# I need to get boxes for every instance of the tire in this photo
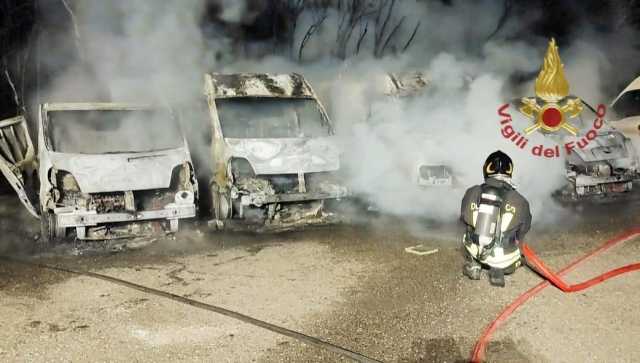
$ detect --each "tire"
[39,212,65,246]
[211,187,231,222]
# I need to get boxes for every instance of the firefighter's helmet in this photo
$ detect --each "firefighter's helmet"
[483,150,513,179]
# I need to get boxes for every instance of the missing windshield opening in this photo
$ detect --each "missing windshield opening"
[215,98,330,139]
[47,110,183,154]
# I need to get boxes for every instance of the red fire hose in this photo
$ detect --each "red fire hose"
[470,228,640,362]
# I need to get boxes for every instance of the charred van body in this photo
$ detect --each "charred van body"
[558,130,638,201]
[203,73,349,231]
[546,100,640,202]
[0,103,198,243]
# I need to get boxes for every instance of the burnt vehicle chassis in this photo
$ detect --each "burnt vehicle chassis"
[212,165,349,232]
[0,103,198,244]
[553,130,639,203]
[204,73,350,232]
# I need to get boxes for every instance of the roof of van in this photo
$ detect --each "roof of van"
[205,73,316,99]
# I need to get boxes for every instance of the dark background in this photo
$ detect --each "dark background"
[1,0,639,120]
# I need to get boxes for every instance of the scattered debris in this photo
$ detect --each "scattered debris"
[384,72,430,97]
[404,244,439,256]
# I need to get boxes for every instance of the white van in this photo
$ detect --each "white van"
[0,103,198,243]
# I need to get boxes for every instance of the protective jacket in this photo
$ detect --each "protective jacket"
[461,177,531,269]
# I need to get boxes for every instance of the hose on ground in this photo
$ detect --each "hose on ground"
[0,256,381,363]
[522,243,640,292]
[470,228,640,362]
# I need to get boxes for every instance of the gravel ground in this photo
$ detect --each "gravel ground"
[0,195,639,362]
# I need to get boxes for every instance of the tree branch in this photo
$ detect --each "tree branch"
[487,0,512,41]
[60,0,83,60]
[402,21,420,52]
[356,22,368,55]
[4,67,23,113]
[379,15,404,57]
[298,12,328,62]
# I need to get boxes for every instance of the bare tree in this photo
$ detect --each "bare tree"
[60,0,83,61]
[298,7,328,62]
[282,0,306,59]
[487,0,512,41]
[0,1,37,116]
[335,0,377,59]
[371,0,419,58]
[295,0,421,61]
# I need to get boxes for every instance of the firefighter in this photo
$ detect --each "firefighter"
[460,150,532,287]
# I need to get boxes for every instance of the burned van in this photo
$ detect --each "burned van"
[611,76,640,149]
[382,72,454,188]
[539,101,640,202]
[363,72,453,188]
[550,76,640,202]
[203,73,349,231]
[560,130,638,201]
[0,103,197,243]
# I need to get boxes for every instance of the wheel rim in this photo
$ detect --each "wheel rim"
[213,191,230,220]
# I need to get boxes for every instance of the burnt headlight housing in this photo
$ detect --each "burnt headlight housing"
[230,158,255,180]
[170,162,195,192]
[56,170,81,192]
[174,190,195,204]
[51,170,86,208]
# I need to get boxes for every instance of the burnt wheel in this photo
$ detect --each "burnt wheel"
[39,212,65,246]
[211,186,231,228]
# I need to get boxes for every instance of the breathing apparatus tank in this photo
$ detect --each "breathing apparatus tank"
[472,186,504,252]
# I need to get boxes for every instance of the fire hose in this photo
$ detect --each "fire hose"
[471,228,640,362]
[0,256,381,363]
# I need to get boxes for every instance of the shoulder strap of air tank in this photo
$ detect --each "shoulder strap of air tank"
[478,183,505,203]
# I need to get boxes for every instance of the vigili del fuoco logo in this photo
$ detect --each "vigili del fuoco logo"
[497,38,607,158]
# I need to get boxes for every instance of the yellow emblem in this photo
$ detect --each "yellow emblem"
[504,203,516,213]
[519,38,582,135]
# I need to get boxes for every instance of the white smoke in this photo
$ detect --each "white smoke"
[326,54,567,223]
[69,0,211,103]
[33,0,635,229]
[218,0,247,23]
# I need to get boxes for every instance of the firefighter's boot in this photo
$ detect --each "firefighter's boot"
[463,259,481,280]
[489,267,505,287]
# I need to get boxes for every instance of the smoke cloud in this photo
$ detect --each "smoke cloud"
[32,0,640,232]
